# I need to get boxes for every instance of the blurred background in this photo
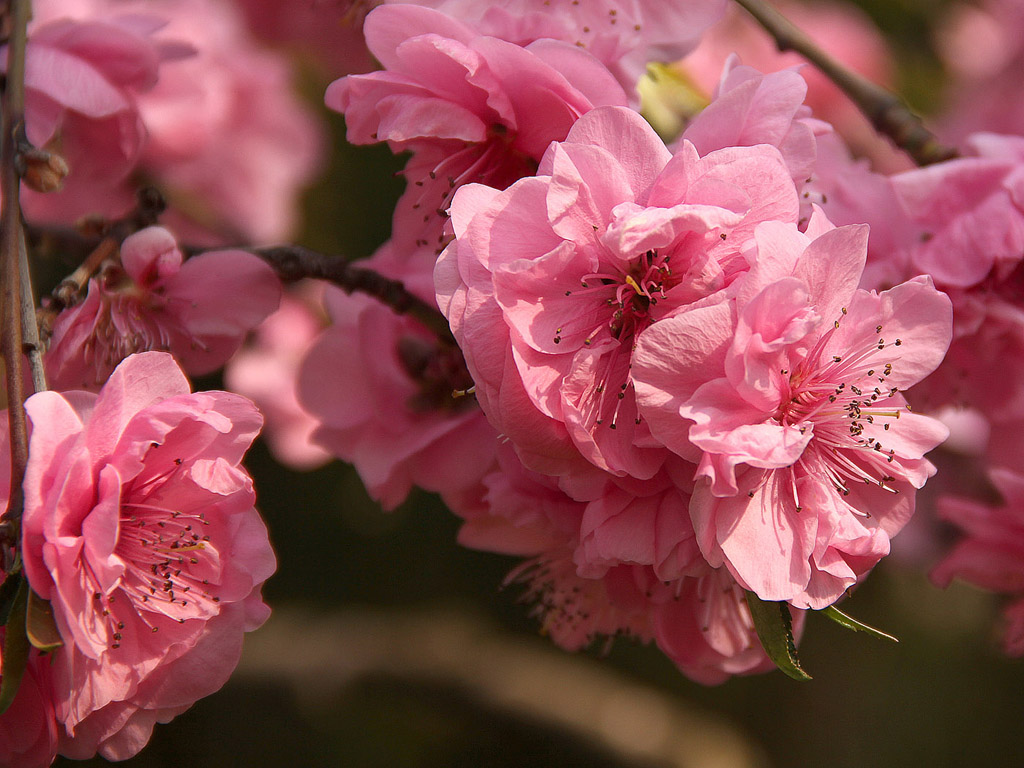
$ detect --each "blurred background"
[58,0,1024,765]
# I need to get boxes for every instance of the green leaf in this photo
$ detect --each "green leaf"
[744,591,812,681]
[26,589,62,653]
[821,605,899,643]
[0,578,30,715]
[0,570,23,627]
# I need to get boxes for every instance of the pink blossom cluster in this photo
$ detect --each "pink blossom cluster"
[297,0,960,686]
[11,0,1024,759]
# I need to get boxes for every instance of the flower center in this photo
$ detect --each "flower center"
[780,313,911,500]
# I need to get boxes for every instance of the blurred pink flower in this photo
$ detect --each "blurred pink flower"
[299,244,498,509]
[130,0,325,244]
[19,352,276,759]
[45,226,281,390]
[892,133,1024,289]
[225,285,332,471]
[633,217,952,607]
[933,468,1024,655]
[5,6,190,223]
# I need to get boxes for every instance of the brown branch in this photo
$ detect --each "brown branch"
[252,245,455,343]
[0,0,32,540]
[732,0,958,167]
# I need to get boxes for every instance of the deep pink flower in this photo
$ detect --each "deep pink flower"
[633,217,952,607]
[327,3,628,252]
[45,226,281,390]
[933,468,1024,655]
[19,352,276,756]
[299,244,498,510]
[436,105,799,482]
[0,641,58,768]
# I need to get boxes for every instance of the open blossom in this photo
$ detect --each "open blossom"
[327,3,628,252]
[19,352,276,760]
[436,105,799,483]
[407,0,727,94]
[933,468,1024,655]
[299,243,498,510]
[45,226,281,391]
[633,215,952,608]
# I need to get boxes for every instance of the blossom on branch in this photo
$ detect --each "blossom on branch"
[45,226,281,391]
[17,352,276,761]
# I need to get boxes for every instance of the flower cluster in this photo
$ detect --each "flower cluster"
[7,0,1024,761]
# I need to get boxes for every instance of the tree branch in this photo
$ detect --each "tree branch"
[252,245,455,343]
[0,0,32,537]
[732,0,958,167]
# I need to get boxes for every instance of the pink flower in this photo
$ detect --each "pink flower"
[225,285,332,471]
[891,133,1024,289]
[45,226,281,390]
[632,217,952,607]
[436,105,799,482]
[933,468,1024,655]
[299,244,498,509]
[327,3,628,252]
[679,60,831,192]
[677,0,904,171]
[19,352,276,758]
[458,442,786,684]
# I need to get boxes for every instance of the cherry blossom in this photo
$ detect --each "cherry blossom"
[19,352,276,759]
[327,3,629,252]
[633,216,952,607]
[45,226,281,391]
[455,443,788,684]
[436,105,799,483]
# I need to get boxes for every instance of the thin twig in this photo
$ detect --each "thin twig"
[0,0,32,535]
[18,227,45,393]
[252,245,455,343]
[732,0,958,166]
